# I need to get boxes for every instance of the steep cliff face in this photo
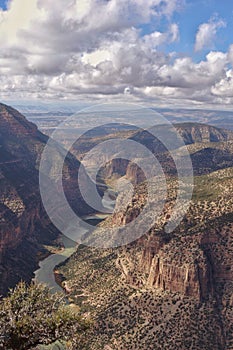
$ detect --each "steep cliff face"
[111,169,233,302]
[123,233,214,301]
[0,103,94,295]
[56,166,233,349]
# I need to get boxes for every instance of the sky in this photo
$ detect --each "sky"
[1,0,233,109]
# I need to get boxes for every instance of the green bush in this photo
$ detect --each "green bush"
[0,282,89,350]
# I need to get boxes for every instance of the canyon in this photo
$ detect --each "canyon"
[56,124,233,349]
[1,103,233,349]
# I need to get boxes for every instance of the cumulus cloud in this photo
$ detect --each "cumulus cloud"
[0,0,182,92]
[0,0,232,109]
[0,1,182,72]
[211,69,233,98]
[143,23,179,48]
[194,16,226,52]
[228,44,233,65]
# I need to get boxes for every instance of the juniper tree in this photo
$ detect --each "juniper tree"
[0,282,89,350]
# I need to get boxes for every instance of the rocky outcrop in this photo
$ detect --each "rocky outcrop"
[175,123,233,144]
[100,166,233,302]
[144,247,213,301]
[116,218,231,304]
[117,235,214,301]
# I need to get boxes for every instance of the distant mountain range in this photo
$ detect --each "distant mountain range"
[13,103,233,131]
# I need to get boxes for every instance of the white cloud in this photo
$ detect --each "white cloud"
[0,0,180,95]
[0,0,233,109]
[227,44,233,65]
[170,23,180,42]
[143,23,179,48]
[211,69,233,98]
[0,0,182,72]
[194,17,226,52]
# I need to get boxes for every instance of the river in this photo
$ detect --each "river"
[33,189,116,292]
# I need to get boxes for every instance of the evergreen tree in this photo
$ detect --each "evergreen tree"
[0,282,88,350]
